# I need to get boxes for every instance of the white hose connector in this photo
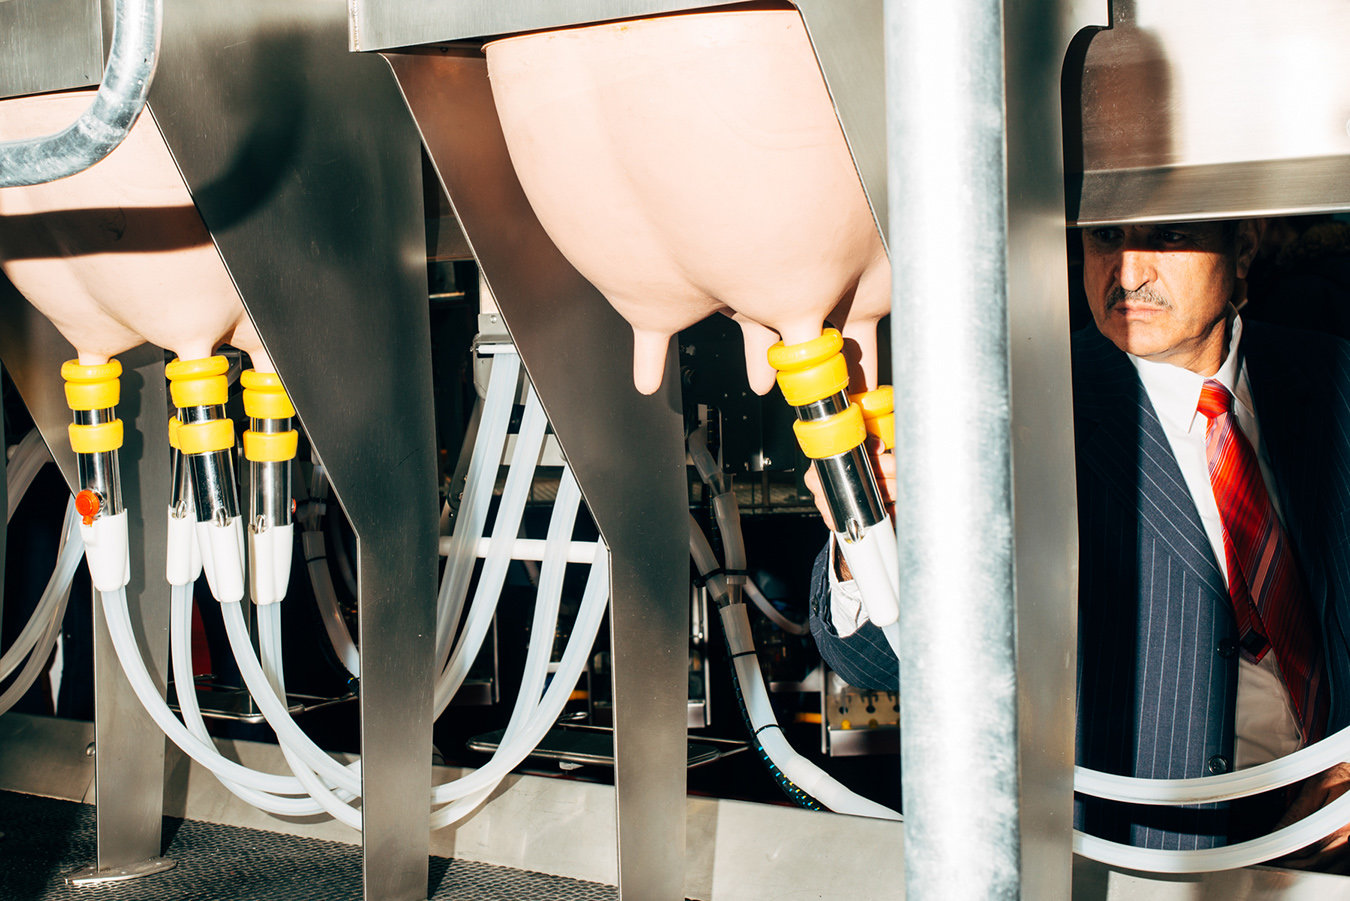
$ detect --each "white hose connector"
[166,507,203,587]
[719,604,899,820]
[834,524,899,632]
[249,523,293,606]
[197,517,246,604]
[81,509,131,592]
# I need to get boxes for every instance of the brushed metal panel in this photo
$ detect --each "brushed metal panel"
[0,0,103,100]
[350,1,888,241]
[385,50,690,901]
[1073,156,1350,227]
[90,342,172,873]
[794,0,886,242]
[1074,856,1350,900]
[1003,0,1108,896]
[142,2,439,899]
[1069,0,1350,222]
[351,0,743,52]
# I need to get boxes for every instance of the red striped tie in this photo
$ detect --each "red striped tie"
[1197,379,1327,744]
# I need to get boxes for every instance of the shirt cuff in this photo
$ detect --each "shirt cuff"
[826,534,870,638]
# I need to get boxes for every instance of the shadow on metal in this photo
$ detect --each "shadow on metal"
[1,2,437,899]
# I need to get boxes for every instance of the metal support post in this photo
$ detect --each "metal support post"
[383,52,690,900]
[139,6,439,898]
[886,0,1103,898]
[886,1,1022,896]
[0,285,174,883]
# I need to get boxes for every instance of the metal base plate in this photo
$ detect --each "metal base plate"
[2,790,624,900]
[467,724,745,770]
[64,857,177,886]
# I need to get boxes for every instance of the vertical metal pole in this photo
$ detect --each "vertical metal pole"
[886,2,1022,899]
[92,343,173,875]
[382,53,689,900]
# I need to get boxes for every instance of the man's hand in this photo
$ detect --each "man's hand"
[1274,763,1350,873]
[803,443,897,532]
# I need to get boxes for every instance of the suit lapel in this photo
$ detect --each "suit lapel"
[1074,328,1228,597]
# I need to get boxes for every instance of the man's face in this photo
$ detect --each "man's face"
[1081,220,1260,374]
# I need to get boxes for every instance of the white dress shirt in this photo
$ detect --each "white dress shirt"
[1127,315,1301,769]
[827,315,1301,768]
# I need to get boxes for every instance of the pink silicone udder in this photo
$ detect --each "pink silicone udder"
[487,7,890,395]
[0,90,264,367]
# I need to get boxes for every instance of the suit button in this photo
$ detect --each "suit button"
[1207,755,1230,774]
[1217,639,1238,659]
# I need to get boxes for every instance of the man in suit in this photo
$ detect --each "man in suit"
[809,219,1350,859]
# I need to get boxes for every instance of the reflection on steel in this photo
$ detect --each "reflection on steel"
[145,4,438,899]
[2,1,436,899]
[0,298,175,880]
[350,0,745,52]
[1069,0,1350,224]
[1005,0,1109,895]
[0,0,102,102]
[888,0,1103,897]
[64,857,177,887]
[383,50,690,900]
[887,0,1020,895]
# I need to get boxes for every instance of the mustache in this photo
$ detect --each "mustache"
[1106,285,1171,311]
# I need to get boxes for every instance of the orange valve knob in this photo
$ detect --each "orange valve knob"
[75,490,102,525]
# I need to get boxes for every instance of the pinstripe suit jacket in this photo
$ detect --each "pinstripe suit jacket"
[810,320,1350,848]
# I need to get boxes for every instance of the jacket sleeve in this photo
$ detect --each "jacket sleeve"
[808,542,899,690]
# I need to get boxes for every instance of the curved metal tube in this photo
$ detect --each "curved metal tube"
[0,0,163,188]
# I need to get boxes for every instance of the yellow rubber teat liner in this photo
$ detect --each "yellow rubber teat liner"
[69,420,123,454]
[166,356,230,408]
[243,430,299,463]
[850,386,895,450]
[178,418,235,455]
[61,359,121,411]
[241,370,296,419]
[793,405,867,460]
[768,330,849,406]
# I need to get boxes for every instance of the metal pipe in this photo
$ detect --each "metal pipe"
[886,1,1022,898]
[0,0,163,188]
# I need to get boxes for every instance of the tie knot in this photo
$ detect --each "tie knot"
[1197,379,1233,420]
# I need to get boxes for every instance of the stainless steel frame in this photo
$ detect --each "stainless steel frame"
[2,3,436,899]
[382,51,690,899]
[887,0,1108,895]
[347,0,1089,896]
[0,291,176,881]
[1068,0,1350,225]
